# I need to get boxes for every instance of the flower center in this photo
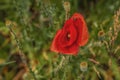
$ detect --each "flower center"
[67,33,70,40]
[68,34,70,38]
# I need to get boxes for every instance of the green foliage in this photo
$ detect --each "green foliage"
[0,0,120,80]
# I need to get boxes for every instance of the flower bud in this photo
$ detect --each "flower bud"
[5,20,12,27]
[80,61,88,72]
[98,30,105,41]
[63,1,70,12]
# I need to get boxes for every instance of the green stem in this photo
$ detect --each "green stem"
[7,25,37,80]
[0,61,16,67]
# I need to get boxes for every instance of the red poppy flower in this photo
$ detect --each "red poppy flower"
[50,13,89,55]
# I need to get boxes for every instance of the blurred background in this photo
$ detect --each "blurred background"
[0,0,120,80]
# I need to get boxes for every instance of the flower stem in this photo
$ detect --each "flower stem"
[7,23,37,80]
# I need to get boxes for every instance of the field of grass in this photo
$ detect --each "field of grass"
[0,0,120,80]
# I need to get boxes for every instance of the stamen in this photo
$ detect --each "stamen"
[68,34,70,38]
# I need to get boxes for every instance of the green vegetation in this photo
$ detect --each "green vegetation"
[0,0,120,80]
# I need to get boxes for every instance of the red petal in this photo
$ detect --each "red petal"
[80,22,89,46]
[59,43,79,55]
[62,19,77,47]
[50,30,62,53]
[50,29,79,55]
[71,13,89,46]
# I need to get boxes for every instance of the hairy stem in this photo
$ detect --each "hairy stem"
[7,24,37,80]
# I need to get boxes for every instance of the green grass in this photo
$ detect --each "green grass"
[0,0,120,80]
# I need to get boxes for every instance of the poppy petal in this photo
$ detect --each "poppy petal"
[50,30,62,53]
[71,13,89,46]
